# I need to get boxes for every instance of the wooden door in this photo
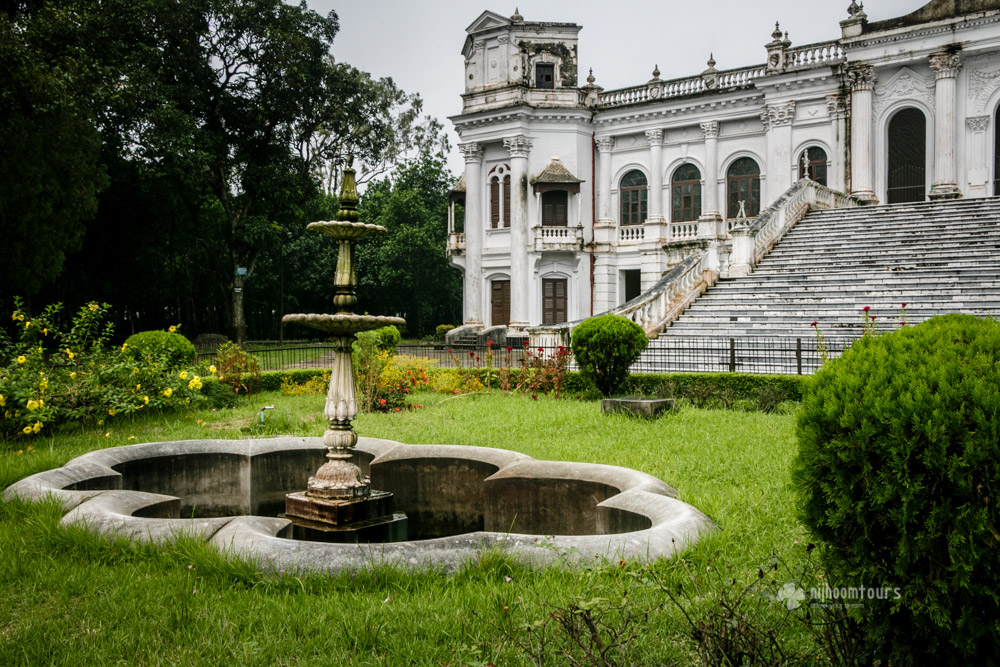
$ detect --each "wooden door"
[542,278,567,325]
[491,280,510,326]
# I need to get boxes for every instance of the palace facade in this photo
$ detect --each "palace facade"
[446,1,1000,338]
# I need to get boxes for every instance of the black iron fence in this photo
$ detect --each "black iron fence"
[197,336,862,375]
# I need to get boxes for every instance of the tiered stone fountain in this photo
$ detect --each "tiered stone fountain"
[282,157,407,543]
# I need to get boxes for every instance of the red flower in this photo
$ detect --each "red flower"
[862,306,871,312]
[394,407,400,412]
[522,340,529,346]
[900,321,907,327]
[469,351,474,357]
[414,404,421,409]
[486,341,493,346]
[506,346,513,352]
[447,348,452,353]
[870,315,877,321]
[810,321,818,327]
[379,399,386,405]
[901,302,907,308]
[475,356,480,362]
[537,347,543,353]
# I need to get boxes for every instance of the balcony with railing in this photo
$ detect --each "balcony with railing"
[447,232,465,254]
[533,224,583,251]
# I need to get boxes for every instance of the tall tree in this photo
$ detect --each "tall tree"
[0,4,108,300]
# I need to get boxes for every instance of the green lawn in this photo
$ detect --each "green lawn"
[0,390,818,666]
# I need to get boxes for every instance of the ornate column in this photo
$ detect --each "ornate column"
[826,94,849,192]
[848,65,877,203]
[459,142,483,326]
[645,129,664,222]
[965,116,991,197]
[762,101,796,198]
[699,121,722,230]
[595,136,616,224]
[504,135,532,333]
[929,51,963,199]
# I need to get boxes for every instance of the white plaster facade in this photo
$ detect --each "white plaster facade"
[447,1,1000,334]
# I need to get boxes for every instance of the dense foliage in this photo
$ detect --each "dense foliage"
[123,330,196,369]
[4,0,451,342]
[570,315,648,396]
[0,301,215,439]
[794,314,1000,664]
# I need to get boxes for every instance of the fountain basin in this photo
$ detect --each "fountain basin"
[3,437,716,572]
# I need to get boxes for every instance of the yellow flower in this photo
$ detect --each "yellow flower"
[121,343,128,352]
[108,408,116,416]
[127,436,135,441]
[4,411,10,418]
[188,376,202,391]
[42,328,47,335]
[0,395,5,407]
[26,400,39,411]
[16,450,22,455]
[88,303,99,312]
[168,325,177,333]
[97,419,104,426]
[22,426,31,435]
[16,356,26,364]
[24,321,31,329]
[208,365,217,374]
[178,371,188,380]
[143,396,149,405]
[104,432,110,438]
[65,348,74,359]
[10,312,16,321]
[162,388,173,398]
[69,372,77,379]
[32,422,42,433]
[135,383,141,391]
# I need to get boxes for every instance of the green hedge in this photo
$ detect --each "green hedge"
[257,369,328,393]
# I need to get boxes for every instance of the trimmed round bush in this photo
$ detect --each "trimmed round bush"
[794,314,1000,664]
[123,330,196,368]
[570,314,648,397]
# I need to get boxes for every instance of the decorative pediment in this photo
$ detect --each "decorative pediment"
[466,11,510,34]
[967,51,1000,114]
[873,67,934,118]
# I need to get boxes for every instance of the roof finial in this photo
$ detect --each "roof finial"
[707,53,716,69]
[652,64,660,79]
[783,30,791,47]
[586,68,596,85]
[772,21,783,41]
[511,7,523,22]
[847,0,861,16]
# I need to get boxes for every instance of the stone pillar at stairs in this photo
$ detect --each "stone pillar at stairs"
[504,135,533,334]
[929,51,962,200]
[459,142,483,326]
[848,64,877,204]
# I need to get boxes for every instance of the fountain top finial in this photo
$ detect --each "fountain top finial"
[336,155,360,222]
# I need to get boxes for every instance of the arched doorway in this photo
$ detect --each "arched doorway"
[671,163,702,222]
[798,147,828,186]
[727,157,760,218]
[994,107,1000,196]
[886,108,926,203]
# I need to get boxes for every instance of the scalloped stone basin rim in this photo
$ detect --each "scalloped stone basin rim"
[3,437,716,573]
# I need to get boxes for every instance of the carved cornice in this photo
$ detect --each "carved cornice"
[760,101,796,130]
[503,135,533,158]
[967,115,990,132]
[473,40,486,50]
[644,129,663,145]
[595,136,616,152]
[847,64,875,91]
[700,120,720,139]
[497,35,509,45]
[459,143,482,163]
[929,51,962,79]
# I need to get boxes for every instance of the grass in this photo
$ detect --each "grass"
[0,388,817,665]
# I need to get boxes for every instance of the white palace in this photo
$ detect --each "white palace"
[445,1,1000,343]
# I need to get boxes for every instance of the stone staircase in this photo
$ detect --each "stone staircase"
[637,197,1000,374]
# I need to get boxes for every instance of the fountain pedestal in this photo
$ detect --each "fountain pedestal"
[280,158,408,543]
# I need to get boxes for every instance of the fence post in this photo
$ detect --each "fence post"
[796,338,802,375]
[729,338,736,373]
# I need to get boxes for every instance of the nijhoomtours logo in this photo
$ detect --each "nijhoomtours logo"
[775,582,901,610]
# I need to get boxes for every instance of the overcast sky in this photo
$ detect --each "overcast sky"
[314,0,927,176]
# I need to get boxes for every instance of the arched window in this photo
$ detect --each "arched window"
[798,147,828,186]
[619,170,647,225]
[489,165,511,228]
[671,163,702,222]
[727,158,761,218]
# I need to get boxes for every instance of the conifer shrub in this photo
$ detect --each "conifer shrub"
[124,329,196,368]
[570,314,647,397]
[794,314,1000,664]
